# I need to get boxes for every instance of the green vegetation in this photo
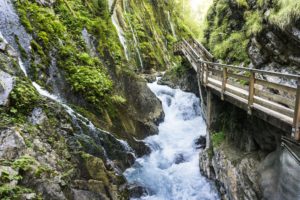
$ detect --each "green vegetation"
[212,131,225,147]
[245,11,263,36]
[202,0,265,64]
[9,78,40,114]
[15,0,122,112]
[236,0,249,8]
[269,0,300,28]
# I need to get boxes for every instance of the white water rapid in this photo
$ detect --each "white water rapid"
[124,78,219,200]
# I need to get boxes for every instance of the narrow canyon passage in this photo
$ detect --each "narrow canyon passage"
[124,78,219,200]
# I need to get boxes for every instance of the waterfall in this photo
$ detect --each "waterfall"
[167,11,177,38]
[128,19,144,70]
[124,78,219,199]
[0,0,134,159]
[109,0,129,60]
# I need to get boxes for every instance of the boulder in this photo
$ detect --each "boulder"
[0,70,14,105]
[0,129,26,160]
[28,108,47,125]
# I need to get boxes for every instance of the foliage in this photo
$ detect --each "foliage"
[269,0,300,29]
[67,65,113,105]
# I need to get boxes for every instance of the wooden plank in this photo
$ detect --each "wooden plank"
[254,96,294,118]
[255,89,295,109]
[255,79,296,95]
[253,103,293,125]
[208,67,222,75]
[248,72,255,114]
[293,79,300,141]
[227,72,249,82]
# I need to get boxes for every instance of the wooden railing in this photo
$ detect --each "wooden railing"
[174,38,300,141]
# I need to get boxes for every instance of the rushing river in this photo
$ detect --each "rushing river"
[124,78,219,200]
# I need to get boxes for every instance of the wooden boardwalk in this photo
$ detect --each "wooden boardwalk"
[174,38,300,141]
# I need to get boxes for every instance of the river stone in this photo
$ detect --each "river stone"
[0,129,26,160]
[0,70,14,105]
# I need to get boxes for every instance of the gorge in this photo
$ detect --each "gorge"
[0,0,300,199]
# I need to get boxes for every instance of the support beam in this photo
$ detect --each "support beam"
[206,89,212,149]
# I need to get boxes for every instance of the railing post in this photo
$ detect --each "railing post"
[248,71,255,115]
[205,64,209,86]
[201,63,204,84]
[292,78,300,141]
[221,67,228,100]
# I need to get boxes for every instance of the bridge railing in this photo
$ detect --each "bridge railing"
[174,38,300,141]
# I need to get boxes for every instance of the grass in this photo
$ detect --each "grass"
[269,0,300,28]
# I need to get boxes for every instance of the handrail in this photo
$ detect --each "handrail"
[198,59,300,81]
[174,38,300,141]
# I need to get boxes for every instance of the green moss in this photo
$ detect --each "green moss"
[212,131,225,147]
[213,32,249,64]
[236,0,249,8]
[67,65,113,106]
[0,184,36,200]
[12,155,36,171]
[245,11,263,36]
[9,78,41,114]
[269,0,300,28]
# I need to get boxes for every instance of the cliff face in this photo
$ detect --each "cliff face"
[0,0,189,199]
[196,1,300,199]
[203,0,300,77]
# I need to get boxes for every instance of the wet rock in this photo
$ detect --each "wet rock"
[81,28,97,57]
[0,70,14,105]
[71,189,108,200]
[35,181,67,200]
[142,73,157,83]
[0,35,7,51]
[174,154,185,164]
[0,80,4,93]
[120,74,164,139]
[128,185,148,198]
[248,38,267,67]
[28,108,47,125]
[158,63,199,96]
[195,136,206,149]
[200,143,262,200]
[0,129,26,160]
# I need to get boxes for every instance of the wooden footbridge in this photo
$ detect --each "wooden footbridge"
[173,38,300,141]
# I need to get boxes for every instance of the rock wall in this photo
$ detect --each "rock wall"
[0,0,189,199]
